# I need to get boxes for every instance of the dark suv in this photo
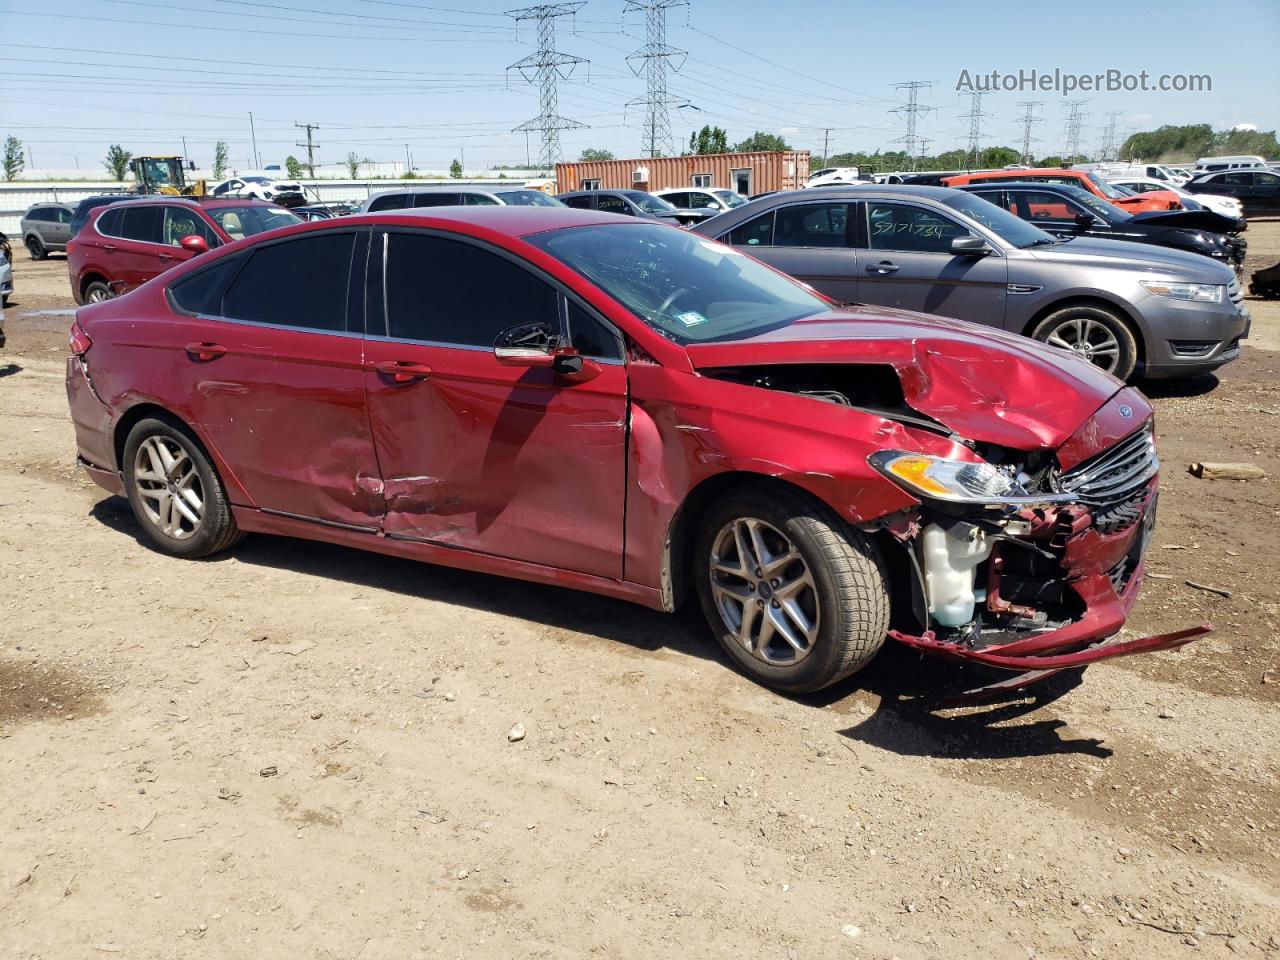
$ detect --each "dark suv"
[67,198,301,304]
[954,181,1247,272]
[1184,170,1280,214]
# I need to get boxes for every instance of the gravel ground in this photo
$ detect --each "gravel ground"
[1,225,1278,960]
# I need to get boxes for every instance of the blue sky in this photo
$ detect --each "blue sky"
[2,0,1278,171]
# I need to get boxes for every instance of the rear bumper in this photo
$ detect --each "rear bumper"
[65,355,118,481]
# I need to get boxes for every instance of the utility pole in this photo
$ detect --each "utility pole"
[248,112,260,169]
[821,128,831,169]
[960,91,989,169]
[624,0,689,158]
[1063,99,1089,163]
[1015,100,1043,165]
[889,81,935,172]
[1096,110,1122,162]
[507,3,589,172]
[404,144,412,175]
[295,122,320,177]
[181,135,188,163]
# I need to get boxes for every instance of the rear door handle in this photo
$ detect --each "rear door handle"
[102,244,117,253]
[185,341,226,361]
[372,360,432,383]
[866,261,899,275]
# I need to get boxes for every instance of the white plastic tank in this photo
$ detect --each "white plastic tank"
[921,523,993,627]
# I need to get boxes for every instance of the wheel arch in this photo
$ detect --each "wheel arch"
[1021,295,1146,366]
[79,270,111,300]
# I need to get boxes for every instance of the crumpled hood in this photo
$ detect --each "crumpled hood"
[1130,207,1244,235]
[685,304,1125,451]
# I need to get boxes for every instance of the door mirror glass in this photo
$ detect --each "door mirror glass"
[949,236,990,256]
[494,321,558,366]
[1073,212,1095,228]
[180,234,209,255]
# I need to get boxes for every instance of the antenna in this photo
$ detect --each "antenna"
[1015,100,1043,165]
[889,81,935,172]
[506,3,589,172]
[624,0,689,158]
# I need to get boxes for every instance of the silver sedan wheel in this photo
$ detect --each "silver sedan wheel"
[1043,316,1121,373]
[133,436,205,540]
[709,517,820,666]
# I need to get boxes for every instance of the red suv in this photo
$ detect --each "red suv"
[64,207,1205,698]
[67,197,301,304]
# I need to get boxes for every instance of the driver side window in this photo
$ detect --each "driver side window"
[864,202,973,254]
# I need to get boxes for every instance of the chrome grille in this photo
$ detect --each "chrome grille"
[1059,425,1159,532]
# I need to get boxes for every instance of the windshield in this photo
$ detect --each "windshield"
[940,191,1056,248]
[624,191,678,214]
[208,205,302,239]
[528,223,828,344]
[714,189,748,208]
[1088,176,1128,200]
[494,189,563,207]
[243,176,272,184]
[1059,184,1127,222]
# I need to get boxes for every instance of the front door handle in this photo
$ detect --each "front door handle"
[372,359,432,383]
[866,261,899,275]
[184,341,226,361]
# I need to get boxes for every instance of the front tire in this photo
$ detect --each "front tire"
[122,417,242,558]
[694,484,889,694]
[1031,305,1139,380]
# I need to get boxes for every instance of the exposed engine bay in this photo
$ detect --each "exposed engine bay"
[704,363,1205,700]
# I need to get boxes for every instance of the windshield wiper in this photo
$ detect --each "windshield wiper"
[1023,237,1059,247]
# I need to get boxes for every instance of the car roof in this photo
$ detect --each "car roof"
[106,196,281,209]
[304,205,638,237]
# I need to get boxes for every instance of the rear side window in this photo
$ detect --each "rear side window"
[368,193,408,212]
[773,202,849,247]
[168,255,244,316]
[223,233,357,332]
[96,207,124,236]
[725,211,774,246]
[463,193,499,206]
[383,233,558,347]
[27,209,49,222]
[561,195,594,210]
[413,193,462,207]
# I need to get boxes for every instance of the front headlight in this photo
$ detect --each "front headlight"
[869,451,1076,507]
[1140,280,1223,303]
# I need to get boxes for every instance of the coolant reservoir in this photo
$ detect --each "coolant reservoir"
[921,523,993,628]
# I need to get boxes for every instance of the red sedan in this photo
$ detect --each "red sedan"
[64,207,1204,697]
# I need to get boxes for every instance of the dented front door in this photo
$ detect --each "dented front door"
[362,229,628,579]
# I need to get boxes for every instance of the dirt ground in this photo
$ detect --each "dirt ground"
[2,227,1278,960]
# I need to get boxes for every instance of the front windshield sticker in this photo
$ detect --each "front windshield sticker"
[676,310,709,326]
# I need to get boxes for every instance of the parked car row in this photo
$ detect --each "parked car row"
[65,202,1204,699]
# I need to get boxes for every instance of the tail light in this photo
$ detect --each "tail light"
[66,240,77,254]
[69,319,92,357]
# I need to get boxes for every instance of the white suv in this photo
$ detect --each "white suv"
[210,175,304,204]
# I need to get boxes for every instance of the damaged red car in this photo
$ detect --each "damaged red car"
[65,207,1206,697]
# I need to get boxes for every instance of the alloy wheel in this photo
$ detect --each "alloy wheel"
[133,435,205,540]
[708,517,820,666]
[1043,316,1122,373]
[86,285,113,303]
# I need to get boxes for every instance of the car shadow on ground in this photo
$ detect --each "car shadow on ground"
[0,363,21,379]
[1138,373,1220,399]
[90,495,1110,759]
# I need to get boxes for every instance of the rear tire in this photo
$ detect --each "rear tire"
[1031,305,1139,380]
[122,417,242,558]
[84,280,114,304]
[694,483,889,694]
[26,236,46,260]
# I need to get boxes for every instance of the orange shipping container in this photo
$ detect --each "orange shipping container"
[556,150,810,197]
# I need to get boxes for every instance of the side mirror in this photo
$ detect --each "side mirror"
[494,321,557,367]
[1073,213,1095,228]
[950,236,991,256]
[179,234,209,255]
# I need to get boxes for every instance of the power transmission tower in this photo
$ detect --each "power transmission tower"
[506,3,589,172]
[917,137,933,171]
[1063,99,1089,162]
[295,122,320,177]
[889,81,934,171]
[1096,110,1122,162]
[624,0,688,158]
[1015,100,1043,164]
[961,91,989,168]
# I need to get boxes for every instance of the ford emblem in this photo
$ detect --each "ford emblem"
[1118,404,1133,419]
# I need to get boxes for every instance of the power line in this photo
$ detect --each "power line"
[1063,99,1089,162]
[295,122,320,177]
[889,81,934,171]
[506,3,589,171]
[1015,100,1043,165]
[960,91,989,168]
[623,0,688,158]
